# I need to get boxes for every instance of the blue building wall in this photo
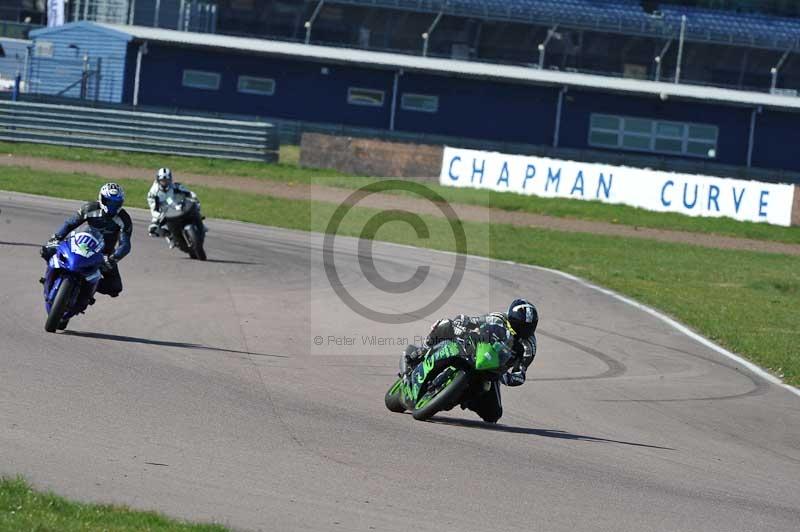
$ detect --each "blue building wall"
[559,90,752,167]
[0,38,29,81]
[137,44,395,129]
[394,74,558,145]
[751,110,800,172]
[28,23,130,103]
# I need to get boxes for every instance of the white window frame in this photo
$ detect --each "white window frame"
[182,69,221,91]
[589,113,718,159]
[347,87,385,107]
[237,75,276,96]
[401,93,439,113]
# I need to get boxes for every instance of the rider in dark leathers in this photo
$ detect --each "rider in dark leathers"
[406,299,539,423]
[41,183,132,299]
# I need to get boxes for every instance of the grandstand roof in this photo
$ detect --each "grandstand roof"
[327,0,800,50]
[88,23,800,111]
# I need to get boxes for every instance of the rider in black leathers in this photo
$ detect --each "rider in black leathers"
[405,299,539,423]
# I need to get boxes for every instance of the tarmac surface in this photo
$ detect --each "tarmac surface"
[1,192,799,531]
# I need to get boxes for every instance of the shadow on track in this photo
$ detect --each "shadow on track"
[0,241,42,248]
[429,416,675,450]
[62,330,287,358]
[202,258,261,265]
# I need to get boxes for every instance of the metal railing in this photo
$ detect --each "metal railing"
[0,100,279,162]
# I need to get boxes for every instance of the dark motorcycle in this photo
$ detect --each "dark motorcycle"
[384,326,516,421]
[156,193,206,261]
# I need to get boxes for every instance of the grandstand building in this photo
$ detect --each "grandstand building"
[97,1,800,94]
[3,2,799,182]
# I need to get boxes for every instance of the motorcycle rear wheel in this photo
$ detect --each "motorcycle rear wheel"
[384,378,406,413]
[45,276,74,333]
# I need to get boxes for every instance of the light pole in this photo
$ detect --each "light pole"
[422,8,445,57]
[537,25,560,70]
[305,0,325,45]
[770,48,792,93]
[654,39,672,81]
[674,14,686,84]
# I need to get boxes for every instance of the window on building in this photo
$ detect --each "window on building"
[347,87,384,107]
[237,76,276,95]
[182,70,221,91]
[589,113,718,158]
[401,93,439,113]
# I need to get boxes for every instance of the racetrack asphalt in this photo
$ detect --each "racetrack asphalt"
[1,191,799,532]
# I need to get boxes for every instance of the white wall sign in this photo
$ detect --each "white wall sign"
[440,146,796,227]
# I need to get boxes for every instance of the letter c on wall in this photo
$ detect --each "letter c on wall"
[661,180,674,207]
[448,156,462,181]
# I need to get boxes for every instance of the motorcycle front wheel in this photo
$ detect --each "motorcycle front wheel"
[184,225,206,261]
[411,368,470,421]
[45,276,74,333]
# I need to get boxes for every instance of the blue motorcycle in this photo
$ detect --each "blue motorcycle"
[42,229,105,333]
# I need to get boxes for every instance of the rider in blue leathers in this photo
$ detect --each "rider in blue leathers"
[41,183,132,299]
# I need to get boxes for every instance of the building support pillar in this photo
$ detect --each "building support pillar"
[746,105,760,168]
[389,70,402,131]
[133,41,147,107]
[553,86,567,148]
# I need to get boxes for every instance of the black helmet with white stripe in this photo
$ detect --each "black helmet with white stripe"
[157,167,173,192]
[507,299,538,339]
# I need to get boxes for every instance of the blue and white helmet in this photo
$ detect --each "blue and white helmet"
[98,182,125,215]
[157,167,173,191]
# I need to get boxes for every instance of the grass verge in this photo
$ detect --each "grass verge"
[2,167,798,387]
[1,141,798,245]
[0,477,227,531]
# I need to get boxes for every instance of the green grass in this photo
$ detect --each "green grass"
[2,166,798,387]
[0,477,227,531]
[1,141,798,245]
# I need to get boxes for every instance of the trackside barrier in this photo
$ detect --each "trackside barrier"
[0,101,279,162]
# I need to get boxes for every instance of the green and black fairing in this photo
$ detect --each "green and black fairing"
[401,340,467,409]
[398,336,513,410]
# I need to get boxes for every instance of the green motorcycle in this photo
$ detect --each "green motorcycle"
[385,324,516,421]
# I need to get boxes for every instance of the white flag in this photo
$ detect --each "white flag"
[47,0,65,27]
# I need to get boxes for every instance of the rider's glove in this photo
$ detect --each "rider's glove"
[501,369,526,387]
[40,235,60,258]
[101,255,117,272]
[148,223,160,237]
